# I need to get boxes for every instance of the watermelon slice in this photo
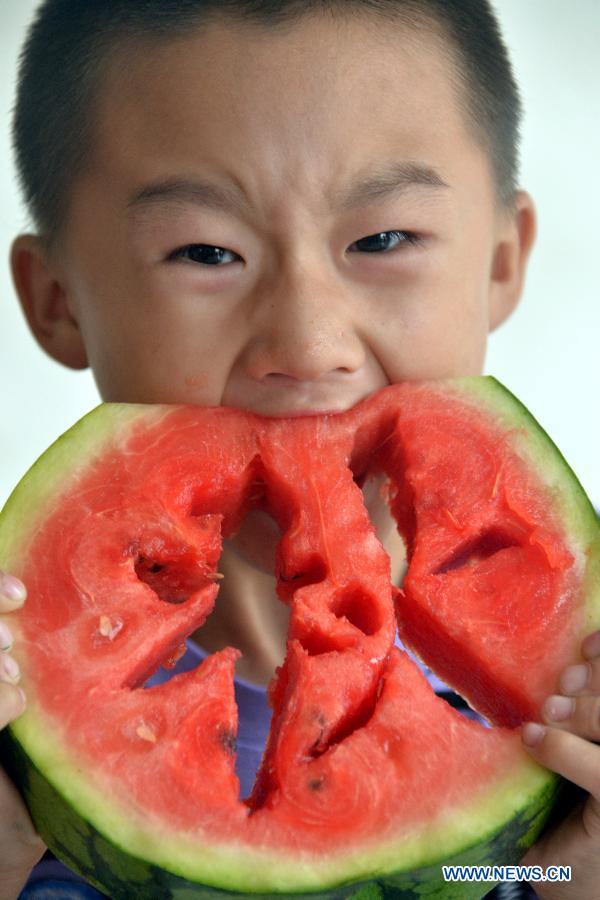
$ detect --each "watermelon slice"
[0,377,598,899]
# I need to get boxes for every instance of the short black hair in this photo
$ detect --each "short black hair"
[13,0,523,239]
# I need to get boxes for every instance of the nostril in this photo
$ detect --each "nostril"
[243,308,366,384]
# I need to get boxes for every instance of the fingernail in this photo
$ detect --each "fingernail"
[522,722,546,747]
[0,622,13,652]
[544,694,574,722]
[0,574,26,604]
[582,630,600,659]
[560,663,590,694]
[0,655,20,682]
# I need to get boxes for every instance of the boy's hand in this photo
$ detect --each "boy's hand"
[0,572,46,900]
[520,629,600,899]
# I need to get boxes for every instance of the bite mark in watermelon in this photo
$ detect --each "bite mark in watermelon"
[0,377,599,899]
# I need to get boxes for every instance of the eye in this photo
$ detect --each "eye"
[167,244,242,266]
[348,230,420,254]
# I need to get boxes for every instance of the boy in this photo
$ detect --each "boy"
[1,0,599,897]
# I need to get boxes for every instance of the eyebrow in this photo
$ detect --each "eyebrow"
[127,178,249,217]
[127,162,449,217]
[335,162,450,210]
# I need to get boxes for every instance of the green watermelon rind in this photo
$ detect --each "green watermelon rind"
[8,697,558,892]
[0,402,167,571]
[0,378,597,894]
[0,721,561,899]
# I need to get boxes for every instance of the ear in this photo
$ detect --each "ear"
[488,191,537,332]
[10,234,88,370]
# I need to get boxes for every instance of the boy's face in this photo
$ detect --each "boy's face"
[21,13,533,416]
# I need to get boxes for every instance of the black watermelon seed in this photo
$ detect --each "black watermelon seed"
[308,776,325,791]
[280,571,306,582]
[219,730,237,754]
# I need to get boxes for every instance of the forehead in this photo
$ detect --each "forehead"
[86,13,490,216]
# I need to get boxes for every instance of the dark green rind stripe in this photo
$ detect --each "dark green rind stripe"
[0,728,566,900]
[379,776,569,899]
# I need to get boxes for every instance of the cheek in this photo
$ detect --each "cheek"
[67,259,244,404]
[72,283,234,404]
[369,254,491,382]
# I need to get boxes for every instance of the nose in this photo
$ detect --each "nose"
[243,259,366,383]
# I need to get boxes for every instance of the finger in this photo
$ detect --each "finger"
[0,682,26,728]
[0,652,20,686]
[542,693,600,742]
[558,658,600,697]
[0,651,20,685]
[0,767,46,896]
[0,620,13,653]
[522,722,600,798]
[553,629,600,699]
[0,572,26,611]
[581,629,600,661]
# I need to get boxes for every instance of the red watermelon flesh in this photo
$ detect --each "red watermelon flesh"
[1,378,598,896]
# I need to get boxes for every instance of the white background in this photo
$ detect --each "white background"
[0,1,598,507]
